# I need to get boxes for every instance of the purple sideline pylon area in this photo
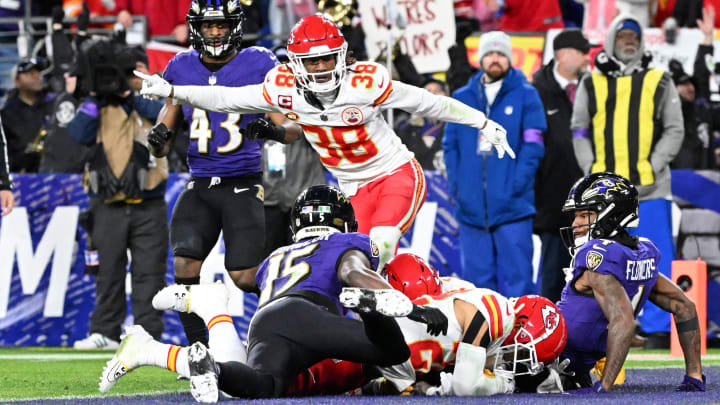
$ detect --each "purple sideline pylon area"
[10,366,720,404]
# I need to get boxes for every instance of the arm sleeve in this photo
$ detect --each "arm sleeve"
[650,77,684,172]
[383,81,488,130]
[171,84,277,114]
[571,76,594,174]
[67,98,100,146]
[512,89,546,192]
[0,117,12,190]
[442,121,460,197]
[451,343,513,396]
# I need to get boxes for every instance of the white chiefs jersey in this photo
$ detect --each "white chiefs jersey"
[172,61,488,192]
[379,288,514,391]
[440,276,476,293]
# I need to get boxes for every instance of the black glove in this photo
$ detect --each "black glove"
[245,117,286,142]
[77,3,90,33]
[148,123,172,150]
[408,305,448,336]
[51,6,65,27]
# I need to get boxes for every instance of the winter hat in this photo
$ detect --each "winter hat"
[617,19,642,41]
[478,31,513,64]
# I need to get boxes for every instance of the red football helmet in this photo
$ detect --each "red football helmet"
[382,253,442,300]
[286,14,348,93]
[494,295,567,375]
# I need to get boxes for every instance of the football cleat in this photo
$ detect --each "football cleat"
[188,342,219,403]
[152,283,229,321]
[339,288,413,317]
[99,325,154,393]
[74,333,120,350]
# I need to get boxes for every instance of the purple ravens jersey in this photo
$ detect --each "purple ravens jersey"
[256,232,380,313]
[163,47,277,177]
[557,237,660,373]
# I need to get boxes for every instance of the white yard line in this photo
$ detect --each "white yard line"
[627,353,720,361]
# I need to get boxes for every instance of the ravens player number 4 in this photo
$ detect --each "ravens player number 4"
[557,172,705,393]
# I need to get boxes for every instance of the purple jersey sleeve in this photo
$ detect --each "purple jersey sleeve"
[255,232,380,312]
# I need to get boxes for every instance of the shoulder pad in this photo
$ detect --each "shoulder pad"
[262,64,296,106]
[346,62,393,105]
[576,239,616,271]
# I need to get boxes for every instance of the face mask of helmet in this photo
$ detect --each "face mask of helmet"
[187,0,243,59]
[287,15,348,93]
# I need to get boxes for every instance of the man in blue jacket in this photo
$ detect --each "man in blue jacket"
[443,31,546,297]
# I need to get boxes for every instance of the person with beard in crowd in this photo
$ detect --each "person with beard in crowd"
[531,28,594,304]
[571,14,684,348]
[443,31,546,297]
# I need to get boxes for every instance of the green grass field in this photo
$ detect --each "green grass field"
[1,347,718,401]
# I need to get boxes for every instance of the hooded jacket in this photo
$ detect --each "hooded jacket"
[443,67,546,228]
[571,14,684,201]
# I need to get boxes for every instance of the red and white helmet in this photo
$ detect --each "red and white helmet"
[494,295,567,375]
[286,14,348,93]
[382,253,442,300]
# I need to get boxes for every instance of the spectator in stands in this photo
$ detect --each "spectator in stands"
[0,117,13,217]
[573,0,616,31]
[443,31,546,297]
[571,15,684,348]
[0,58,55,173]
[116,0,192,43]
[531,29,593,303]
[68,40,168,349]
[396,79,450,171]
[669,7,716,169]
[39,6,92,173]
[498,0,564,31]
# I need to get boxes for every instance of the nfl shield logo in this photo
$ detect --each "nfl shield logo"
[586,251,604,270]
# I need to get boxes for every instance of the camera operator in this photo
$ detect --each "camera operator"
[68,39,168,349]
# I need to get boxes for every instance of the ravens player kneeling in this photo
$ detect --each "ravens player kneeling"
[550,172,704,393]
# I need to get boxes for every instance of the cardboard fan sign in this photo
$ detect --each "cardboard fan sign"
[357,0,456,74]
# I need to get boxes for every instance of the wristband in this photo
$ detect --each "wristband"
[269,125,286,143]
[676,316,700,333]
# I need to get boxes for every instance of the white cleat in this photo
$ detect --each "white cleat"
[152,284,190,312]
[339,288,413,317]
[153,283,229,321]
[73,333,120,350]
[99,325,155,393]
[188,342,219,403]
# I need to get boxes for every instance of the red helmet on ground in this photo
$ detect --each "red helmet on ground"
[286,14,348,93]
[382,253,442,300]
[495,295,567,375]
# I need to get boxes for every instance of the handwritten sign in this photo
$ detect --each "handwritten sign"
[358,0,456,74]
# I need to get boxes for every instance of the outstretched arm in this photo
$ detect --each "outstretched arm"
[585,271,635,392]
[135,71,276,115]
[649,274,703,380]
[384,81,514,159]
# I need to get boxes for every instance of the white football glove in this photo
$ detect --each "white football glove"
[425,371,454,396]
[482,119,515,159]
[134,70,173,98]
[537,358,571,393]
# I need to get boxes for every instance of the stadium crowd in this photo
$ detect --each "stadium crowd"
[0,0,718,400]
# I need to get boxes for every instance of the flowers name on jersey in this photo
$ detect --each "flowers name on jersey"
[586,251,604,270]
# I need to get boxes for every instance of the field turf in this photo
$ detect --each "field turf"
[1,347,719,403]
